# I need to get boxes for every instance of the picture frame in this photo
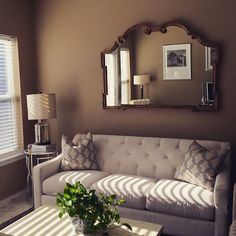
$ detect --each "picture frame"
[206,81,214,102]
[163,44,191,80]
[201,81,214,104]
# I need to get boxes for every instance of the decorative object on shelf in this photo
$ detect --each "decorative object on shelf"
[163,44,191,80]
[56,182,132,234]
[129,99,151,105]
[201,82,206,105]
[26,93,56,145]
[133,75,150,99]
[28,143,56,153]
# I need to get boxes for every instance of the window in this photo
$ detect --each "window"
[105,48,131,106]
[120,48,131,104]
[0,35,23,157]
[105,53,119,106]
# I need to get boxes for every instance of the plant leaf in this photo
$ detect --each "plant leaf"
[59,210,65,218]
[121,223,132,231]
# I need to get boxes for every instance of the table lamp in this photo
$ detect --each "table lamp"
[133,75,150,99]
[26,93,56,145]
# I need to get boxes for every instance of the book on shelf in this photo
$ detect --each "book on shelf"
[28,144,56,153]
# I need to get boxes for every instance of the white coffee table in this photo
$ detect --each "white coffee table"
[0,205,163,236]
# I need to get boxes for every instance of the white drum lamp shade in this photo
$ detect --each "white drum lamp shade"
[133,75,150,99]
[26,93,56,145]
[133,75,150,85]
[27,93,56,120]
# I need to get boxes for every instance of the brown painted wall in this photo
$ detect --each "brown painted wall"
[35,0,236,177]
[0,0,37,200]
[0,159,27,200]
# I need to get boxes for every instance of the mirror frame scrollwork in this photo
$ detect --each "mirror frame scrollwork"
[101,21,219,111]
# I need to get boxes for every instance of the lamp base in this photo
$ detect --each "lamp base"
[35,121,50,145]
[140,86,144,99]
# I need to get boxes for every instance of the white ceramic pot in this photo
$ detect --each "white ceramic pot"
[70,216,85,234]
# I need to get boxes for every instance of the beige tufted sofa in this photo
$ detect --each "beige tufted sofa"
[33,134,231,236]
[229,183,236,236]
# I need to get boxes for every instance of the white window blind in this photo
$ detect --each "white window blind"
[0,35,23,156]
[120,48,131,104]
[105,53,119,106]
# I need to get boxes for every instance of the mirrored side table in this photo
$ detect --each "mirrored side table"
[24,149,58,198]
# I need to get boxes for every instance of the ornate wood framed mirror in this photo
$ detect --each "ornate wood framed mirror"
[101,21,219,111]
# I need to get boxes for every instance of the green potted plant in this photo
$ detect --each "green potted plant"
[56,182,132,235]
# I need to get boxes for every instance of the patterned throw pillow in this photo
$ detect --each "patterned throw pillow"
[175,141,229,191]
[61,132,98,171]
[72,133,91,146]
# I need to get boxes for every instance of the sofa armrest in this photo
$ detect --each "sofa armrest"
[214,152,231,236]
[33,154,62,208]
[229,184,236,236]
[232,183,236,221]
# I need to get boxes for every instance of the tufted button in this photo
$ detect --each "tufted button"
[127,152,131,155]
[164,155,168,159]
[145,153,149,157]
[156,143,160,147]
[176,142,180,148]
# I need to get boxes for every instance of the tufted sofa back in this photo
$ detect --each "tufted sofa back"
[93,134,230,180]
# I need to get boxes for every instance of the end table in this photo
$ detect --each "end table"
[24,149,58,198]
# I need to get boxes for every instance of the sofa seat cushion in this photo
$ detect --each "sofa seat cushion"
[91,174,155,210]
[43,170,110,195]
[146,179,214,221]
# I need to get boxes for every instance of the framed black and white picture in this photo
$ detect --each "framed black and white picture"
[163,44,191,80]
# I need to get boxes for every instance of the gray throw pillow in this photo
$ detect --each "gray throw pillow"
[61,132,98,171]
[175,140,229,191]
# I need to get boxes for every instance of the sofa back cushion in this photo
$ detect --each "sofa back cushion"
[93,134,230,180]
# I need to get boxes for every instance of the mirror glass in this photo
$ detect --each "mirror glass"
[102,23,218,111]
